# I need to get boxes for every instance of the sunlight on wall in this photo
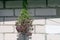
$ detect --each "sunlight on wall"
[46,25,60,33]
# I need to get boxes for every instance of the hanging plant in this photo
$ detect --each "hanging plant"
[15,0,33,36]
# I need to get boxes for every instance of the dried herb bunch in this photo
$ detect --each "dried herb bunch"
[15,0,33,36]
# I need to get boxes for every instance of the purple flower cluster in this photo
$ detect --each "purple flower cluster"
[15,19,33,36]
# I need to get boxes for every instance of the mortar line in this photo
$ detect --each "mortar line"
[34,8,36,17]
[13,9,15,16]
[3,17,5,24]
[3,1,5,8]
[3,33,5,40]
[45,33,47,40]
[13,25,16,33]
[34,25,36,34]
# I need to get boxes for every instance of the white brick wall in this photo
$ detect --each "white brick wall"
[0,8,60,40]
[0,25,14,33]
[35,25,45,33]
[49,18,60,23]
[46,19,60,25]
[5,33,17,40]
[47,34,60,40]
[13,26,18,33]
[46,25,60,33]
[32,18,45,25]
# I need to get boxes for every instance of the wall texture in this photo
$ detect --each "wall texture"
[0,1,60,40]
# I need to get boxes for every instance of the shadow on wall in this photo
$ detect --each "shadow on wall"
[0,8,60,22]
[0,14,60,25]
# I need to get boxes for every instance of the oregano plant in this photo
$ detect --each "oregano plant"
[15,0,33,36]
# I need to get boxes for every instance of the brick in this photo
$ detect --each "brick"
[48,0,60,7]
[28,0,46,7]
[0,1,3,8]
[36,9,56,16]
[32,17,45,25]
[6,1,22,8]
[29,34,45,40]
[35,25,45,33]
[0,9,13,16]
[46,25,60,33]
[0,25,14,33]
[0,34,3,40]
[49,18,60,23]
[5,33,17,40]
[0,18,3,25]
[4,17,17,25]
[47,34,60,40]
[15,9,34,16]
[46,19,60,25]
